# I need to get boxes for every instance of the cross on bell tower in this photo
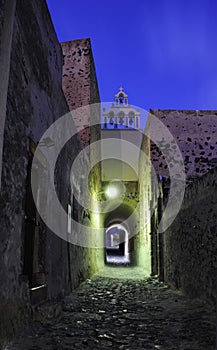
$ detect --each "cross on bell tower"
[115,86,128,105]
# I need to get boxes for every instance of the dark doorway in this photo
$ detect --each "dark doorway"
[23,142,47,304]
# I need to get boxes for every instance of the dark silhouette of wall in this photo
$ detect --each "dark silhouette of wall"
[163,166,217,306]
[0,1,101,347]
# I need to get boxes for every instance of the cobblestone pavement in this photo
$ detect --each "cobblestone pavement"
[6,266,216,350]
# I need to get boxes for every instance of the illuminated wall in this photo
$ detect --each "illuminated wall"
[138,134,152,275]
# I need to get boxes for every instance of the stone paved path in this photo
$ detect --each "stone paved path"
[6,266,216,350]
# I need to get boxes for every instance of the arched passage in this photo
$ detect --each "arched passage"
[103,202,138,266]
[105,224,130,264]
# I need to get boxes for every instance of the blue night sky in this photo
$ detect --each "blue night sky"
[46,0,217,111]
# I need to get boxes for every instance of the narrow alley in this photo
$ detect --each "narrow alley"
[1,2,217,350]
[6,266,216,350]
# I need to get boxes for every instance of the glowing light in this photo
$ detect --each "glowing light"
[105,185,119,198]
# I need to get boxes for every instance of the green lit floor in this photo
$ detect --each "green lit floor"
[96,265,149,280]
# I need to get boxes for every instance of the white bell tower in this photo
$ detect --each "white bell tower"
[102,87,141,130]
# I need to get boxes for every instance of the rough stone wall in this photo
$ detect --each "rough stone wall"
[150,110,217,181]
[0,0,16,190]
[61,38,103,276]
[163,166,217,306]
[0,0,4,27]
[0,0,83,347]
[61,38,101,217]
[61,39,100,147]
[139,135,156,275]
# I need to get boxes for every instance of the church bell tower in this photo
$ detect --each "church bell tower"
[102,87,141,130]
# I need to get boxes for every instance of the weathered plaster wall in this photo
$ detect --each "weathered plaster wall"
[150,110,217,181]
[163,166,217,305]
[61,39,100,147]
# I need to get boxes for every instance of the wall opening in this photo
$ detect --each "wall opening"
[105,224,130,265]
[23,141,47,304]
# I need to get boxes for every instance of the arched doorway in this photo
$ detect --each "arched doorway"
[105,224,130,264]
[103,201,138,266]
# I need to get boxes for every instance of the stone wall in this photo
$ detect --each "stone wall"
[150,109,217,181]
[0,1,102,347]
[61,38,101,216]
[61,39,100,147]
[0,0,16,190]
[61,38,104,276]
[139,134,160,275]
[163,166,217,306]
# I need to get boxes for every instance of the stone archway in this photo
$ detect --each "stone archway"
[102,201,138,266]
[105,224,130,264]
